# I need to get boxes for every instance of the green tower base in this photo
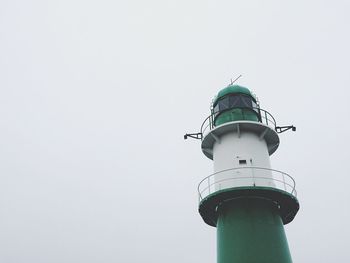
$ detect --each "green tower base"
[199,187,299,263]
[217,197,292,263]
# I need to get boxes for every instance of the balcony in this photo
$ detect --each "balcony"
[198,167,297,203]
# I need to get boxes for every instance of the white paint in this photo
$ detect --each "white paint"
[201,121,280,160]
[211,126,276,191]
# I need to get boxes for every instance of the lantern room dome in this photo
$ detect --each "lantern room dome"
[213,85,255,106]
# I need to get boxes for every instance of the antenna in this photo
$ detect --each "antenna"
[230,75,242,85]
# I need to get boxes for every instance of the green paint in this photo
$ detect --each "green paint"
[199,187,299,227]
[213,85,259,126]
[214,108,259,126]
[199,187,298,262]
[217,197,292,263]
[213,85,254,105]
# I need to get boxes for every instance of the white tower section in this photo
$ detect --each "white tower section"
[202,86,279,192]
[201,118,280,193]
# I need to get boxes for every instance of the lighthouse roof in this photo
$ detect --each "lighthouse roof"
[213,85,255,105]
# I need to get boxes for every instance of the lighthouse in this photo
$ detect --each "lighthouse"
[185,84,299,263]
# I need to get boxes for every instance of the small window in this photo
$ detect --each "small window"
[239,160,247,165]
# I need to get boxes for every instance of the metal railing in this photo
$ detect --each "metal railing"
[198,167,296,202]
[200,107,277,138]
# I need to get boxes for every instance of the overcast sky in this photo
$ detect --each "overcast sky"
[1,0,350,262]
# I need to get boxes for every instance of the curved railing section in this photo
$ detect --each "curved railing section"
[200,107,277,138]
[198,167,297,202]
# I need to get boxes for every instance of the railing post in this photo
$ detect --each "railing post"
[282,172,286,191]
[208,177,210,196]
[252,167,255,186]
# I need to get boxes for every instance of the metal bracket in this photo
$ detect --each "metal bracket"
[184,132,203,140]
[275,125,296,134]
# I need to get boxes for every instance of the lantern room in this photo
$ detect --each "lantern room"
[212,85,260,126]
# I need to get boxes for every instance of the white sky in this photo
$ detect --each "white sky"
[1,0,350,262]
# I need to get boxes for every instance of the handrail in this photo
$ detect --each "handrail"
[200,107,277,138]
[197,167,297,202]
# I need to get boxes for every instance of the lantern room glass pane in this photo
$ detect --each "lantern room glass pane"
[219,97,230,111]
[229,96,240,108]
[252,100,258,109]
[241,96,253,108]
[214,104,219,113]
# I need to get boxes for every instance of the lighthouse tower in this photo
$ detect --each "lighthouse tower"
[187,84,299,263]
